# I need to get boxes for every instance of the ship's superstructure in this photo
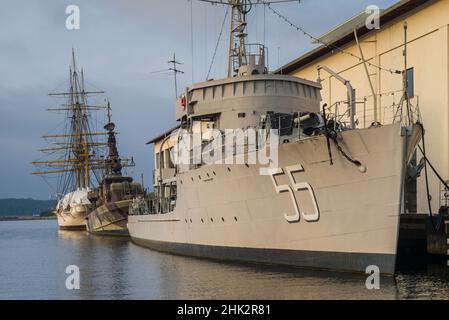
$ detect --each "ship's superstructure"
[127,0,422,274]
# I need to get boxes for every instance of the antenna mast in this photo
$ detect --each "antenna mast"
[107,99,112,123]
[228,0,251,77]
[198,0,300,77]
[168,53,184,98]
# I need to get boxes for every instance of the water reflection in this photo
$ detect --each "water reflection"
[1,220,449,300]
[58,230,131,299]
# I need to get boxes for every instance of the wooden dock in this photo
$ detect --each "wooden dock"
[398,213,449,267]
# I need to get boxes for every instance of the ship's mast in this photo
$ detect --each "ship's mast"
[168,54,184,98]
[32,50,108,195]
[200,0,299,77]
[70,51,92,189]
[104,102,123,176]
[228,0,251,77]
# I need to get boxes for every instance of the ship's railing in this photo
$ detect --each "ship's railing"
[324,93,421,129]
[231,43,268,74]
[129,196,169,216]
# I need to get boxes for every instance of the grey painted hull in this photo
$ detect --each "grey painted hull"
[129,124,421,274]
[132,237,396,274]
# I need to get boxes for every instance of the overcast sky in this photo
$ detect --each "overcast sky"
[0,0,397,200]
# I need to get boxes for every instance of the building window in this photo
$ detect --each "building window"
[155,153,160,169]
[164,148,174,169]
[406,68,414,98]
[238,112,246,118]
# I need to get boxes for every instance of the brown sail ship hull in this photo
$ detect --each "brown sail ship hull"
[86,200,132,236]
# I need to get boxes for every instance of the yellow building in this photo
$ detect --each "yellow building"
[279,0,449,213]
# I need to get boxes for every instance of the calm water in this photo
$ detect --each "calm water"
[1,220,449,300]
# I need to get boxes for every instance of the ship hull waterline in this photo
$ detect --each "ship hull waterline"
[128,123,421,274]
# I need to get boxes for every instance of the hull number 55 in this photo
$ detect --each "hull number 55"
[270,164,320,223]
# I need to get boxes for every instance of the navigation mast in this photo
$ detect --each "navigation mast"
[200,0,299,77]
[228,0,251,77]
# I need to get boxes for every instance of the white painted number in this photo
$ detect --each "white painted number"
[270,164,320,223]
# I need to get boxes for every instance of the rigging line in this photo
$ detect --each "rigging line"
[263,3,266,46]
[191,0,195,83]
[205,4,208,79]
[40,175,57,195]
[206,7,230,80]
[48,79,70,95]
[265,4,402,75]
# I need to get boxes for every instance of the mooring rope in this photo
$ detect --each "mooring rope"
[416,122,447,231]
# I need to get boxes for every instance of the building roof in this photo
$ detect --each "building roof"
[314,10,385,45]
[275,0,434,75]
[146,124,181,145]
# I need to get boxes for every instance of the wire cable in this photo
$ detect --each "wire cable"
[206,7,230,80]
[265,4,403,75]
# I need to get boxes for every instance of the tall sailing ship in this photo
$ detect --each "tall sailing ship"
[32,50,110,230]
[128,0,423,274]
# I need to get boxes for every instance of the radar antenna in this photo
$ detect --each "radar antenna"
[168,53,184,98]
[151,53,185,99]
[197,0,300,77]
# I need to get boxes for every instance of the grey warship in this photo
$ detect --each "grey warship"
[128,0,422,274]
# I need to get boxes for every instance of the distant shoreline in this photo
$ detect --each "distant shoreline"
[0,216,57,222]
